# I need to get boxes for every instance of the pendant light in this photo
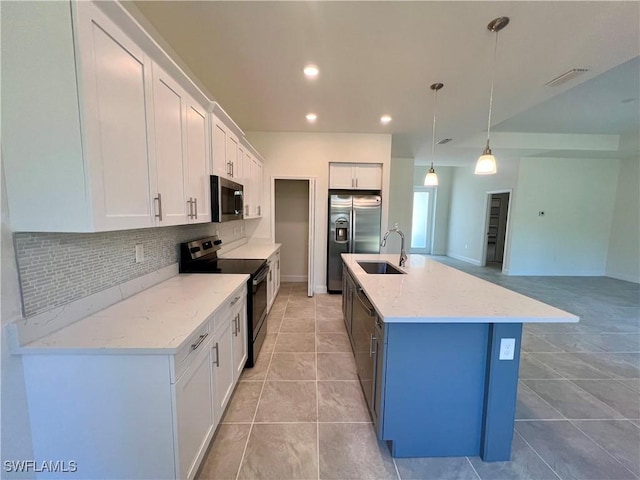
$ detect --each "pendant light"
[424,82,443,186]
[475,16,509,175]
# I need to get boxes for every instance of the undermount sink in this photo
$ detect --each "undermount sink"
[357,261,406,275]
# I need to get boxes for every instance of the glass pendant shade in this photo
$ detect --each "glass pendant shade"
[424,166,439,186]
[475,145,497,175]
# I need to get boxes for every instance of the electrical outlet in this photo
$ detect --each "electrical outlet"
[135,244,144,263]
[499,338,516,360]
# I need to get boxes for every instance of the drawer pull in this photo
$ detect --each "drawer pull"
[191,333,208,351]
[230,296,241,306]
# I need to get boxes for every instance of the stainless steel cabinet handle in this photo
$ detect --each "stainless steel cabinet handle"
[232,315,237,336]
[213,342,220,367]
[231,162,234,177]
[236,314,241,334]
[194,198,198,219]
[230,295,241,306]
[258,206,261,216]
[154,193,163,221]
[186,198,193,218]
[356,178,359,188]
[191,333,208,351]
[369,333,377,357]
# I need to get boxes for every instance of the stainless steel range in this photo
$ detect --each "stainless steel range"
[179,236,269,367]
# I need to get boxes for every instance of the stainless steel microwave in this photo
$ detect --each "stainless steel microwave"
[211,175,244,222]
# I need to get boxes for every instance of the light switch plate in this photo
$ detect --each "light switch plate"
[499,338,515,360]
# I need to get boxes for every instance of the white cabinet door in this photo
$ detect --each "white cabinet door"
[274,250,281,296]
[150,64,187,226]
[79,3,156,231]
[330,164,382,190]
[242,150,253,217]
[174,342,214,480]
[212,318,234,426]
[329,164,355,189]
[226,133,239,180]
[211,114,229,179]
[185,98,210,223]
[354,164,382,190]
[254,159,264,217]
[232,299,248,381]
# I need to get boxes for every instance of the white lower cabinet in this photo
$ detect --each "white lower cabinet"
[20,284,247,479]
[174,336,214,479]
[267,248,281,311]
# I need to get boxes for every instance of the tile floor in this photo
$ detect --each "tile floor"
[197,260,640,480]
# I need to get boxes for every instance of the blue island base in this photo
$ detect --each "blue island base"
[378,322,523,462]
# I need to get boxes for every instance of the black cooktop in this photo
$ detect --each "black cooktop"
[179,236,266,276]
[181,256,266,275]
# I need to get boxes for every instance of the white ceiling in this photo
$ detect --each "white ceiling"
[129,1,640,166]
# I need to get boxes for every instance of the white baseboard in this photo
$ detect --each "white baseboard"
[281,275,307,283]
[447,253,482,266]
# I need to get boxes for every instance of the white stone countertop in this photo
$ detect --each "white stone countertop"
[342,254,579,324]
[220,240,281,260]
[16,274,248,355]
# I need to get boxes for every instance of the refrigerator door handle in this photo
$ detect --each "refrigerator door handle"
[350,205,356,253]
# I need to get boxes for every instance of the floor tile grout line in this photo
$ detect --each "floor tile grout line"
[392,457,402,480]
[465,456,482,480]
[513,429,563,480]
[515,418,632,422]
[233,293,285,480]
[562,378,634,419]
[517,381,568,421]
[567,419,640,478]
[315,294,320,480]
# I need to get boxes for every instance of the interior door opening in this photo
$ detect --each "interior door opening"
[273,178,315,296]
[410,186,436,254]
[483,191,511,269]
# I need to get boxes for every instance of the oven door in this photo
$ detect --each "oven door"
[252,264,269,335]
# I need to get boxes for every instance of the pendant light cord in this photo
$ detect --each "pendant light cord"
[431,89,439,163]
[486,30,499,144]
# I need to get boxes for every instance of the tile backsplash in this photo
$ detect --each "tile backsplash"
[14,221,246,317]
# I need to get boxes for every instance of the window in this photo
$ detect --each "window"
[411,187,436,253]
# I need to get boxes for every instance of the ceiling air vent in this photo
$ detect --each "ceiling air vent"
[545,68,589,87]
[437,138,453,145]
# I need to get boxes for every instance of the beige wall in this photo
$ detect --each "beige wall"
[387,158,414,254]
[606,154,640,282]
[275,179,309,282]
[245,132,392,293]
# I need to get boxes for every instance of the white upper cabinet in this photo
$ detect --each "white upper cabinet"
[329,163,382,190]
[242,148,263,219]
[3,1,267,232]
[150,63,188,226]
[184,99,211,223]
[4,1,156,232]
[211,113,241,182]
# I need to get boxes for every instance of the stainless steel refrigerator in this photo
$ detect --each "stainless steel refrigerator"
[327,193,382,292]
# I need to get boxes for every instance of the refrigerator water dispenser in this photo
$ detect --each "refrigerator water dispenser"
[335,219,349,243]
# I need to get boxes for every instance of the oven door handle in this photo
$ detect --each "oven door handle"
[253,265,269,285]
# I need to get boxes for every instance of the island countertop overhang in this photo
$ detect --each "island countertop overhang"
[341,254,579,324]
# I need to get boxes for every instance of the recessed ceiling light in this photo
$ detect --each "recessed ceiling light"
[306,113,317,123]
[303,65,319,78]
[437,138,453,145]
[380,115,392,125]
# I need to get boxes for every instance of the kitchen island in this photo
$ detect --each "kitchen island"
[341,254,578,462]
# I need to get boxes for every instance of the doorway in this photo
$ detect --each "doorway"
[410,186,437,254]
[482,191,511,269]
[272,178,316,297]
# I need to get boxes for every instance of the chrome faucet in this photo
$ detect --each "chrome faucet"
[381,224,407,267]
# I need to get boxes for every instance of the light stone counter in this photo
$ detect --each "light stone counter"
[220,240,281,260]
[342,254,579,324]
[16,274,248,355]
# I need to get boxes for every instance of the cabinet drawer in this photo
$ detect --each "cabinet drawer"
[174,322,211,382]
[212,286,246,332]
